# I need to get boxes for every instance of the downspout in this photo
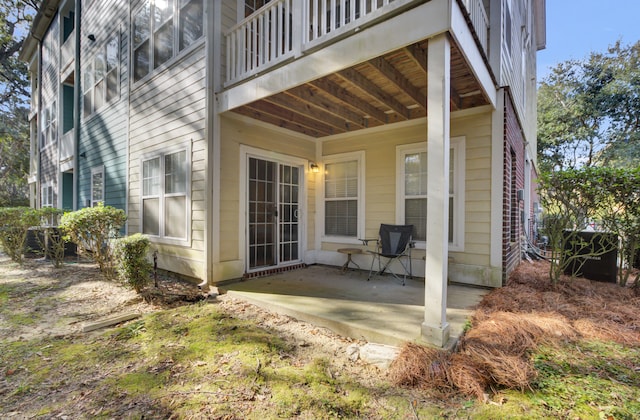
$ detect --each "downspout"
[72,0,81,210]
[36,40,43,209]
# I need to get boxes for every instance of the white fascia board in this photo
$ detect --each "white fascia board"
[449,0,496,108]
[218,0,449,112]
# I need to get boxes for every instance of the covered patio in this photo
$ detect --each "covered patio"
[221,265,489,348]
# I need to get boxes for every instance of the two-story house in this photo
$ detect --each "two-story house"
[21,0,546,346]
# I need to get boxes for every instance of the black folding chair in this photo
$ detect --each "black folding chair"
[362,224,413,285]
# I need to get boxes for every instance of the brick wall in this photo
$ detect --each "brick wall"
[502,89,526,284]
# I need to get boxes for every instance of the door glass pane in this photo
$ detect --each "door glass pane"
[279,165,299,263]
[248,158,276,269]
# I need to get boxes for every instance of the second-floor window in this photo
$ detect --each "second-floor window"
[83,35,120,118]
[133,0,204,83]
[41,102,57,148]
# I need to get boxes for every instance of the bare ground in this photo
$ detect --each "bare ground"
[1,255,439,419]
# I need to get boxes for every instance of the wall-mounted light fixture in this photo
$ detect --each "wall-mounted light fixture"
[87,34,96,42]
[309,162,320,173]
[79,152,86,158]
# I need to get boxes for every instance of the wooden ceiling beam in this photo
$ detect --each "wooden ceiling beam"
[288,85,367,127]
[405,44,428,74]
[232,107,322,138]
[337,68,409,120]
[264,92,356,132]
[249,100,342,135]
[450,85,462,111]
[368,56,427,110]
[406,44,462,111]
[309,78,389,124]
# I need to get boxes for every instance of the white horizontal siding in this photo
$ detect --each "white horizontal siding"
[128,41,207,278]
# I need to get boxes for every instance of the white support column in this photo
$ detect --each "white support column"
[422,33,451,347]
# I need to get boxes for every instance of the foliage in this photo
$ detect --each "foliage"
[0,1,40,206]
[35,207,66,268]
[539,167,640,285]
[0,104,29,207]
[59,203,126,278]
[0,0,39,107]
[538,168,616,284]
[592,167,640,286]
[0,206,39,263]
[537,40,640,172]
[114,234,152,293]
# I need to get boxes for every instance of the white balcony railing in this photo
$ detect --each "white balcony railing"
[461,0,489,53]
[60,30,75,72]
[225,0,413,86]
[226,0,297,85]
[225,0,489,86]
[60,128,74,163]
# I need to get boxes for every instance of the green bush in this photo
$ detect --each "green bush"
[0,207,40,264]
[539,167,640,285]
[36,207,67,268]
[114,234,152,293]
[59,203,127,278]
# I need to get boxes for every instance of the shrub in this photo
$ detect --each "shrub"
[114,234,152,293]
[539,167,640,285]
[0,207,40,264]
[35,207,66,268]
[59,203,126,278]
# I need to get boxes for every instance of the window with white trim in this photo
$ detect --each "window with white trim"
[323,152,363,239]
[83,34,120,118]
[41,184,54,208]
[41,102,57,148]
[396,138,465,250]
[91,166,104,206]
[132,0,204,83]
[141,148,189,241]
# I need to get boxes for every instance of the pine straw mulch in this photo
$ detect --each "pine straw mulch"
[388,260,640,400]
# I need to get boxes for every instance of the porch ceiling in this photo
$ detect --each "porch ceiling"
[230,39,491,138]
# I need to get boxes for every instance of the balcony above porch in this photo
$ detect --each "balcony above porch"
[220,0,494,138]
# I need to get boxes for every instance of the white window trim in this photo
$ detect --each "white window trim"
[396,137,465,252]
[139,142,192,246]
[41,182,54,208]
[90,165,105,207]
[131,0,205,87]
[321,150,365,244]
[40,102,57,149]
[83,33,120,120]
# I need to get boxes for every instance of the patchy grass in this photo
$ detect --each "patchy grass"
[3,254,639,418]
[0,295,444,418]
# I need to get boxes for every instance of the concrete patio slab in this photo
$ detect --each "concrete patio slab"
[221,265,489,348]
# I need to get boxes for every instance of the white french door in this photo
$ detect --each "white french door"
[247,156,302,271]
